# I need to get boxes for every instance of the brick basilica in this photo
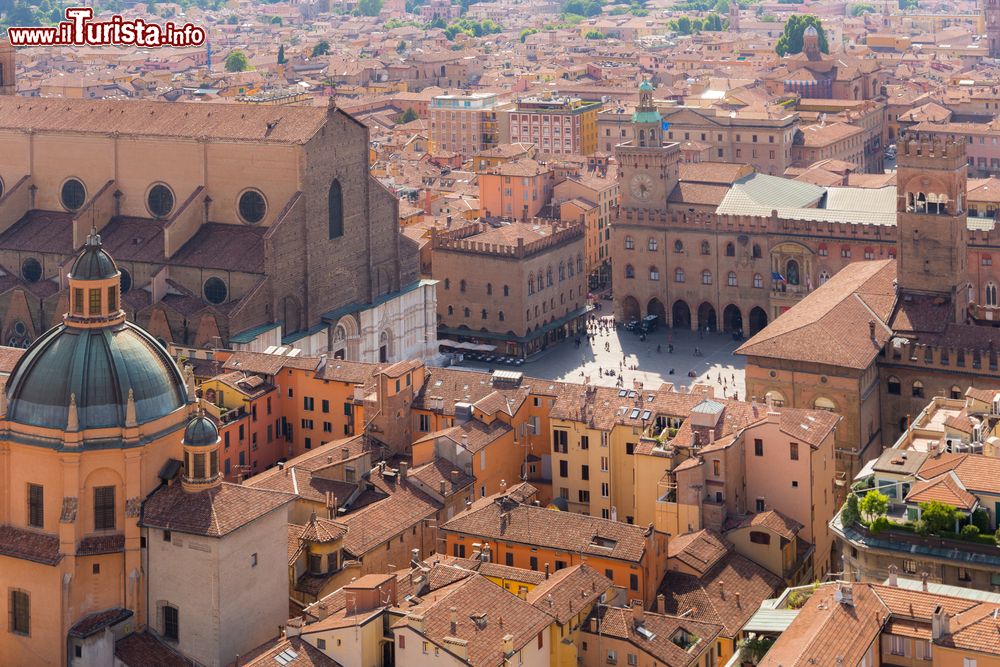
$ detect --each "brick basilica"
[614,82,1000,487]
[0,48,436,363]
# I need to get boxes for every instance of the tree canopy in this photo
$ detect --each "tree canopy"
[774,15,829,56]
[311,40,330,57]
[224,50,249,73]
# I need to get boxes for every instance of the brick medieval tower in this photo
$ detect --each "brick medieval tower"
[895,137,969,322]
[986,0,1000,57]
[0,38,15,96]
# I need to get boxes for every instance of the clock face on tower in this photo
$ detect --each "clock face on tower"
[630,173,654,201]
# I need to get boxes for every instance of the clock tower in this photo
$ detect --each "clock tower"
[616,80,680,211]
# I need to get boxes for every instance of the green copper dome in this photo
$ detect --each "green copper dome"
[5,321,188,431]
[183,414,219,448]
[70,238,118,280]
[639,80,653,92]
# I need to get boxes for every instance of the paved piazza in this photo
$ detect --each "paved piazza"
[454,318,746,401]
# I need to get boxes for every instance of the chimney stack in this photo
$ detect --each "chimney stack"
[921,571,929,592]
[451,470,460,484]
[631,600,645,627]
[399,461,409,480]
[342,447,350,460]
[735,592,741,608]
[544,563,550,579]
[719,581,725,600]
[502,634,514,656]
[932,605,951,640]
[439,479,447,495]
[656,593,665,613]
[887,564,898,587]
[450,607,458,635]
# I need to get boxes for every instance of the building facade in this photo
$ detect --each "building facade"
[507,96,601,157]
[429,92,501,158]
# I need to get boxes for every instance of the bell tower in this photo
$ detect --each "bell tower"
[895,137,969,322]
[616,80,680,211]
[0,38,14,96]
[728,0,740,32]
[986,0,1000,57]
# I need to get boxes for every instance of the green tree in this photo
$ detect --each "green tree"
[311,40,330,57]
[562,0,603,16]
[703,12,723,30]
[400,107,418,123]
[714,0,729,12]
[357,0,383,15]
[843,493,861,525]
[898,0,917,8]
[226,14,239,23]
[270,15,282,24]
[584,29,605,38]
[674,15,693,33]
[920,500,958,534]
[277,44,287,64]
[519,27,539,42]
[224,50,249,72]
[774,15,828,56]
[858,489,888,524]
[849,2,874,15]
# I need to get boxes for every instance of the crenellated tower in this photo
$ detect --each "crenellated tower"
[895,137,969,322]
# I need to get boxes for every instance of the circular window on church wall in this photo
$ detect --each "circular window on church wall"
[119,268,132,294]
[61,178,86,212]
[21,257,41,283]
[238,189,267,224]
[146,184,175,219]
[203,277,228,305]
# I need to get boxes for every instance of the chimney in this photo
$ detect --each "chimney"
[327,455,333,464]
[544,563,550,579]
[341,447,350,460]
[887,564,898,587]
[451,470,460,484]
[439,479,447,495]
[631,600,645,627]
[461,433,469,448]
[502,633,515,656]
[869,320,876,339]
[656,593,665,613]
[399,461,409,480]
[932,605,951,640]
[408,612,425,633]
[450,607,458,635]
[719,581,725,600]
[412,548,420,564]
[921,571,929,592]
[735,592,741,608]
[277,461,284,470]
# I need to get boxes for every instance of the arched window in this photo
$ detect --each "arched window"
[464,307,471,318]
[648,238,658,251]
[547,267,553,286]
[487,283,493,295]
[537,274,544,291]
[727,271,737,287]
[625,236,634,250]
[527,275,534,295]
[753,273,763,288]
[675,268,685,283]
[558,262,565,281]
[887,376,901,395]
[765,390,785,407]
[813,396,836,411]
[912,381,924,398]
[649,266,660,281]
[987,282,998,307]
[328,180,344,239]
[448,305,454,315]
[674,239,684,253]
[577,255,583,274]
[460,279,467,292]
[725,242,735,257]
[701,240,711,255]
[503,285,510,297]
[752,244,762,259]
[625,264,635,279]
[444,278,450,290]
[499,311,505,322]
[568,259,574,277]
[702,270,713,285]
[819,271,830,285]
[481,309,488,319]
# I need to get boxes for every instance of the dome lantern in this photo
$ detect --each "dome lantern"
[66,228,124,328]
[181,411,221,492]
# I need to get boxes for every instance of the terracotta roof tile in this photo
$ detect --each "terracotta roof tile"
[140,482,294,537]
[583,607,723,666]
[0,525,61,565]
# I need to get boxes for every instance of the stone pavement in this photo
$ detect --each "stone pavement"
[454,324,746,401]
